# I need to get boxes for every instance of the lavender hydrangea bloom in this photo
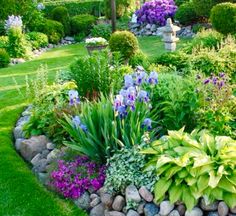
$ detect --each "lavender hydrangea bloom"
[69,90,80,106]
[5,15,23,31]
[136,0,177,26]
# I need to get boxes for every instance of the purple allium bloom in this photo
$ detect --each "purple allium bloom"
[50,156,106,199]
[203,79,210,85]
[148,71,158,85]
[124,75,134,88]
[136,0,177,26]
[138,90,149,103]
[142,118,152,130]
[69,90,80,106]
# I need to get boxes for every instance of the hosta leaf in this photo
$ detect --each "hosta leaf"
[211,187,223,200]
[199,132,216,155]
[209,170,222,188]
[193,155,212,168]
[182,186,196,210]
[154,178,172,202]
[178,169,189,178]
[156,155,173,169]
[186,176,197,186]
[226,175,236,187]
[165,166,182,180]
[218,177,236,193]
[168,129,184,141]
[169,184,182,203]
[223,192,236,208]
[197,175,209,192]
[140,148,157,155]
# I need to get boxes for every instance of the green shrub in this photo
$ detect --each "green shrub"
[129,50,150,69]
[36,19,64,44]
[70,51,111,99]
[183,29,223,53]
[44,0,103,17]
[105,146,157,193]
[175,2,199,25]
[0,20,5,36]
[0,36,9,49]
[26,32,49,49]
[210,2,236,35]
[0,48,10,68]
[104,0,136,18]
[109,31,139,59]
[192,23,206,33]
[74,33,86,42]
[175,0,189,6]
[151,73,199,136]
[7,27,31,58]
[192,0,236,18]
[155,51,190,72]
[70,14,96,35]
[52,6,71,36]
[91,24,112,40]
[142,128,236,210]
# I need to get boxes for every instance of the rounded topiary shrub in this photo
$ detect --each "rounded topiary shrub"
[71,14,96,35]
[0,36,9,49]
[175,2,199,25]
[91,24,112,40]
[52,6,71,36]
[0,48,10,68]
[210,3,236,35]
[36,19,64,44]
[175,0,189,6]
[109,31,139,59]
[26,32,49,49]
[192,0,236,18]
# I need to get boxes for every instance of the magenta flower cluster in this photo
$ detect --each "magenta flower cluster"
[50,156,106,199]
[136,0,177,26]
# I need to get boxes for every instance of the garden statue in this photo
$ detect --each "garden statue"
[131,13,138,23]
[161,18,180,51]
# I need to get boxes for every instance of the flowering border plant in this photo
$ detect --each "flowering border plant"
[85,37,108,46]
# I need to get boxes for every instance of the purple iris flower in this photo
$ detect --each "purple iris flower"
[138,90,149,103]
[72,116,87,132]
[124,75,134,88]
[148,71,158,85]
[127,86,136,101]
[142,118,152,130]
[135,71,148,85]
[117,105,128,118]
[203,79,210,85]
[68,90,80,106]
[114,95,124,111]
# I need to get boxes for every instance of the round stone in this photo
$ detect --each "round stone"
[112,195,125,211]
[144,203,160,216]
[159,201,174,216]
[185,207,203,216]
[177,204,186,216]
[218,201,229,216]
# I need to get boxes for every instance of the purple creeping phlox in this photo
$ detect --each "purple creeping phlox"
[136,0,177,26]
[203,73,226,89]
[68,89,80,106]
[50,156,106,199]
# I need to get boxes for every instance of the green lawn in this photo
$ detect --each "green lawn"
[0,37,191,215]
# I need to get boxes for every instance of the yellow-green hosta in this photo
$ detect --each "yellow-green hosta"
[142,127,236,210]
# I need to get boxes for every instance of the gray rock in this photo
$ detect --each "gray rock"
[46,142,55,150]
[218,202,229,216]
[90,193,99,200]
[37,172,49,185]
[46,149,61,163]
[101,193,113,208]
[177,204,186,216]
[15,138,25,151]
[231,207,236,214]
[90,197,101,208]
[144,203,159,216]
[41,149,50,158]
[65,36,75,42]
[126,185,141,203]
[169,210,180,216]
[185,207,203,216]
[14,126,25,139]
[90,203,105,216]
[22,106,32,116]
[97,187,108,197]
[208,212,219,216]
[139,186,153,202]
[146,24,151,30]
[112,195,125,211]
[229,214,236,216]
[20,135,48,161]
[151,24,157,32]
[127,209,140,216]
[16,116,30,127]
[107,211,125,216]
[146,31,153,36]
[137,202,145,214]
[30,153,42,166]
[74,191,90,210]
[159,201,174,216]
[200,198,218,211]
[32,158,47,173]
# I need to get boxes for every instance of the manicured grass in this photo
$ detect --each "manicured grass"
[0,37,191,215]
[139,36,191,61]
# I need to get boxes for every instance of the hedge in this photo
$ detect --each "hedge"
[44,0,104,17]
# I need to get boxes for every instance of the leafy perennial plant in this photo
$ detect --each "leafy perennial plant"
[142,128,236,210]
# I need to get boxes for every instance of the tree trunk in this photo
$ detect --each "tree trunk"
[110,0,116,32]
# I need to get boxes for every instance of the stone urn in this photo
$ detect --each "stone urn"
[86,44,108,55]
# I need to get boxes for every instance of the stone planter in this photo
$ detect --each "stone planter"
[86,45,108,55]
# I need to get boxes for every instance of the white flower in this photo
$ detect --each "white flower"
[85,37,108,46]
[5,15,23,31]
[37,3,45,11]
